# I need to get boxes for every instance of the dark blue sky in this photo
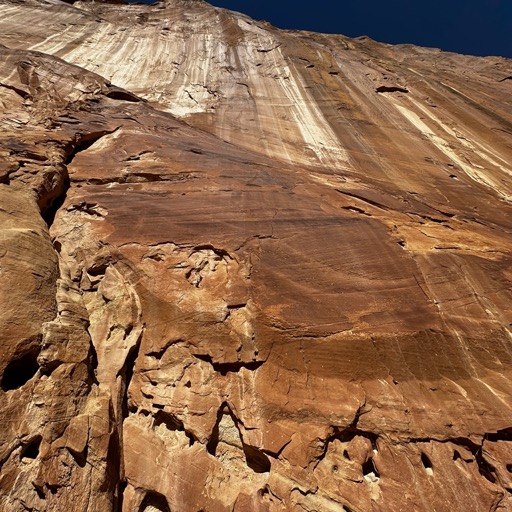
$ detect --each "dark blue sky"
[208,0,512,58]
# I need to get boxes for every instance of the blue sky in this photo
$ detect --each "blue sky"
[208,0,512,58]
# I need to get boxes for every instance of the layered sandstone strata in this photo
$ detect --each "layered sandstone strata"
[0,0,512,510]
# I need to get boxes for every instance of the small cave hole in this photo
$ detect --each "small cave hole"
[478,463,496,484]
[449,174,458,179]
[376,85,409,94]
[421,452,434,475]
[478,461,497,484]
[47,484,59,495]
[332,464,339,473]
[207,403,226,456]
[42,175,70,227]
[106,89,140,102]
[487,428,512,442]
[362,457,380,482]
[343,449,351,460]
[21,436,42,462]
[453,450,461,461]
[2,351,40,391]
[139,491,171,512]
[33,483,46,500]
[87,341,99,386]
[154,410,183,431]
[153,411,195,446]
[506,464,512,473]
[258,486,270,497]
[243,444,271,474]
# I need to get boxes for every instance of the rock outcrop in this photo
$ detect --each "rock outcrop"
[0,0,512,510]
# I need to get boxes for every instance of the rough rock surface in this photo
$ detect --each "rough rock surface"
[1,0,512,510]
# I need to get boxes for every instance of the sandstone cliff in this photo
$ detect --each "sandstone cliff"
[0,0,512,510]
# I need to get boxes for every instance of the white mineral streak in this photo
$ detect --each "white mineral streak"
[390,95,512,201]
[410,96,512,180]
[390,93,512,201]
[26,4,350,168]
[233,19,351,167]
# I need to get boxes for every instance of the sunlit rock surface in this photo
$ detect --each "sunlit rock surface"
[1,0,512,510]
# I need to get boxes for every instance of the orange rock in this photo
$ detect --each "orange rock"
[0,1,511,510]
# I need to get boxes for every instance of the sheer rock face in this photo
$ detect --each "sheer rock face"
[0,1,512,511]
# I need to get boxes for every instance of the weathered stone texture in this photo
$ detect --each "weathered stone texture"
[0,0,512,510]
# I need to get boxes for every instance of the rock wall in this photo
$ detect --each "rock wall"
[0,0,512,510]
